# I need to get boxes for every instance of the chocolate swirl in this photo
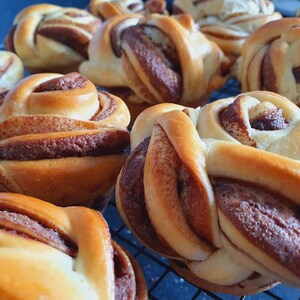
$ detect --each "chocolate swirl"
[117,99,300,295]
[80,14,230,110]
[0,72,130,206]
[172,0,281,59]
[235,18,300,105]
[0,193,147,300]
[5,4,101,73]
[0,209,77,257]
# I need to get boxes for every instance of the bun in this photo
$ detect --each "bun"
[116,91,300,295]
[5,4,101,73]
[80,13,230,120]
[173,0,281,60]
[0,192,147,299]
[234,18,300,105]
[0,72,130,207]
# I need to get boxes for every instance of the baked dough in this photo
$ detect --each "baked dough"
[0,72,130,207]
[173,0,281,60]
[80,13,230,119]
[5,4,101,73]
[116,91,300,295]
[0,192,147,300]
[234,18,300,105]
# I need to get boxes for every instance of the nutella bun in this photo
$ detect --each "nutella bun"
[0,192,147,299]
[0,72,130,207]
[5,4,101,73]
[173,0,281,61]
[116,91,300,295]
[80,14,230,121]
[234,18,300,106]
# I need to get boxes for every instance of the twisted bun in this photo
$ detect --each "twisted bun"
[5,4,101,73]
[235,18,300,105]
[80,14,230,119]
[0,72,130,207]
[0,192,147,299]
[173,0,281,60]
[116,92,300,295]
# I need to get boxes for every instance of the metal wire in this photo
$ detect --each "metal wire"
[102,78,300,300]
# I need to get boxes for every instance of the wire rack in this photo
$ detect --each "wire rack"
[101,78,300,300]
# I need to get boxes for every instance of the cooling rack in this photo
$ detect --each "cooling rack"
[101,78,300,300]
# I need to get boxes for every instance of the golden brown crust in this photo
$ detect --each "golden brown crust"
[173,0,281,58]
[0,192,147,299]
[0,72,130,206]
[116,92,300,294]
[5,4,101,73]
[235,18,300,105]
[80,13,229,117]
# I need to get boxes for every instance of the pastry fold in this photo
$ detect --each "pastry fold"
[80,13,230,119]
[234,18,300,105]
[0,72,130,207]
[5,4,101,73]
[0,192,147,300]
[117,91,300,295]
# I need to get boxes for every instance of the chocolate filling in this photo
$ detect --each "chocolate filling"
[92,92,118,121]
[110,19,133,57]
[261,45,278,93]
[292,66,300,84]
[37,25,89,58]
[4,25,17,53]
[113,242,135,300]
[121,25,182,102]
[0,90,9,106]
[250,108,288,131]
[119,137,176,256]
[0,209,77,257]
[219,97,256,147]
[211,177,300,277]
[0,130,129,160]
[34,73,88,92]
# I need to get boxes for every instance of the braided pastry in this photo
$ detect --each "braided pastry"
[234,18,300,106]
[173,0,281,60]
[0,192,147,299]
[88,0,167,20]
[0,72,130,208]
[116,91,300,295]
[80,13,230,119]
[5,4,101,73]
